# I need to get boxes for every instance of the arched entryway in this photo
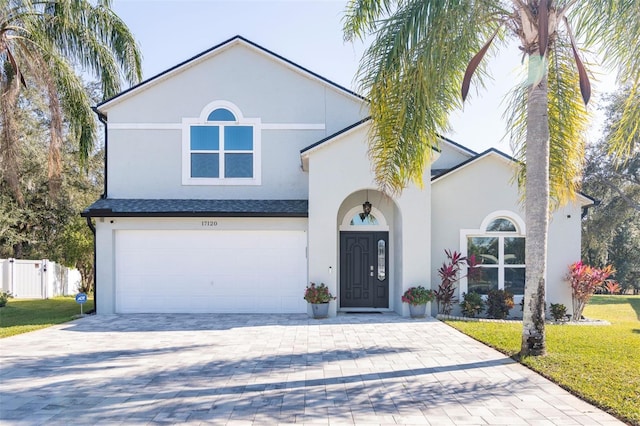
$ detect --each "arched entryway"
[339,203,390,309]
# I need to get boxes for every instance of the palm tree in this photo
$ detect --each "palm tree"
[344,0,639,356]
[0,0,142,206]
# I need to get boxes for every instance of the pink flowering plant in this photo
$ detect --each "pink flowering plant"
[401,286,435,306]
[303,282,336,304]
[567,261,614,320]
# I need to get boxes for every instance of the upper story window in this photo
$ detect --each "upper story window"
[182,101,261,186]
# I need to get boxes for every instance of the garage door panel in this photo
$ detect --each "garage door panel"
[115,230,307,313]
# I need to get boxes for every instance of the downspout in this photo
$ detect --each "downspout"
[88,106,106,313]
[85,216,97,313]
[92,107,108,199]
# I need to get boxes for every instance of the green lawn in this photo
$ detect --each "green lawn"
[0,296,94,338]
[445,295,640,426]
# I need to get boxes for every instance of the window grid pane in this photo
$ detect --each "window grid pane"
[190,126,219,150]
[225,153,253,178]
[505,267,525,295]
[468,268,498,295]
[468,237,498,265]
[224,126,253,150]
[504,237,525,264]
[191,153,219,178]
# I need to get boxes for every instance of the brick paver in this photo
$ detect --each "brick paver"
[0,314,624,425]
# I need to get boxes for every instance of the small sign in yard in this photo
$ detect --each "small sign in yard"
[76,292,87,315]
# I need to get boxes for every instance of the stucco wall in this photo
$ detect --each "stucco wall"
[100,41,367,199]
[431,153,582,316]
[306,124,431,316]
[431,141,475,171]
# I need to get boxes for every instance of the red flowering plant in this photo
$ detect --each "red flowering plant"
[401,286,435,306]
[435,249,479,315]
[567,261,614,320]
[303,282,335,304]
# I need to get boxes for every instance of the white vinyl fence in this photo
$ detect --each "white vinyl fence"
[0,259,82,299]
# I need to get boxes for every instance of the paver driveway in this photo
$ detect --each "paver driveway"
[0,313,623,425]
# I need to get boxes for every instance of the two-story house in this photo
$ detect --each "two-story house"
[83,36,592,317]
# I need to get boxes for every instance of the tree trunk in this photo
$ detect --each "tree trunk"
[0,74,25,207]
[521,66,550,357]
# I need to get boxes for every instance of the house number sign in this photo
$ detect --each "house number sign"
[201,220,218,227]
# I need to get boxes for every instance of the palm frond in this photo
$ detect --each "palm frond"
[353,0,506,193]
[546,40,590,206]
[507,37,590,207]
[343,0,397,41]
[571,0,640,157]
[48,53,96,164]
[31,0,142,97]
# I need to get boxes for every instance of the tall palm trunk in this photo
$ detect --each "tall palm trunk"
[0,73,24,207]
[521,67,550,357]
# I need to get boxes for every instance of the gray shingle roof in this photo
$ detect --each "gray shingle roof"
[82,199,308,217]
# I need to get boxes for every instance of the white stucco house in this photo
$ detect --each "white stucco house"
[83,36,593,317]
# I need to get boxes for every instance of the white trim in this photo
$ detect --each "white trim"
[479,210,526,234]
[109,123,182,130]
[199,100,244,122]
[339,206,389,231]
[182,101,262,186]
[108,123,324,131]
[262,123,325,130]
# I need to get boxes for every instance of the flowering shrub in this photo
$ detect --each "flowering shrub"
[603,281,621,294]
[303,282,335,304]
[401,286,434,306]
[567,261,614,320]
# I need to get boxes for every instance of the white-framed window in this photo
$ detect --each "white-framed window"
[460,211,526,296]
[182,101,261,185]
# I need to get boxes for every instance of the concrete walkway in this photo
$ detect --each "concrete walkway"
[0,313,623,425]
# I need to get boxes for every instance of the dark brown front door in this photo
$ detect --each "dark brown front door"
[340,231,389,308]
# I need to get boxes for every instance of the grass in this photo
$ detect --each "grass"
[0,296,94,338]
[445,295,640,426]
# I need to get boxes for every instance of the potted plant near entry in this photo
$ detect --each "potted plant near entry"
[304,282,336,319]
[402,286,435,318]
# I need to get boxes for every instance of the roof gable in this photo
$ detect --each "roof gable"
[432,148,595,206]
[300,117,371,157]
[97,35,364,112]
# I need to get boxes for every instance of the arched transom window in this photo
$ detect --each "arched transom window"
[340,205,388,231]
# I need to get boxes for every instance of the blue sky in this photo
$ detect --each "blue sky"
[111,0,615,154]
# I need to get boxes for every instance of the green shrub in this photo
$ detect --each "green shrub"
[486,289,514,319]
[0,291,12,308]
[460,292,484,317]
[549,303,568,321]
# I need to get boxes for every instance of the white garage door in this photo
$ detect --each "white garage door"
[115,230,307,313]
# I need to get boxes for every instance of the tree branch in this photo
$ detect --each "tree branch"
[600,179,640,211]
